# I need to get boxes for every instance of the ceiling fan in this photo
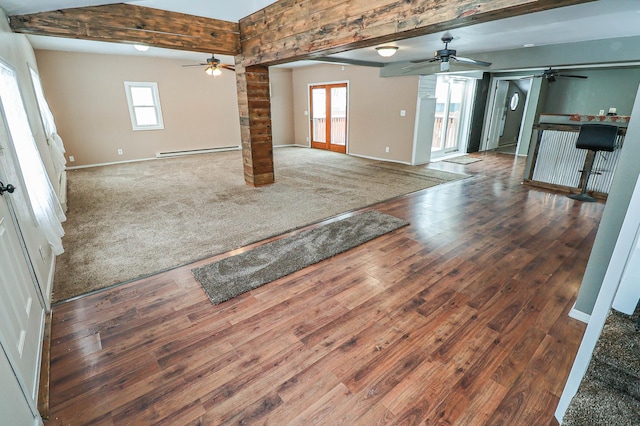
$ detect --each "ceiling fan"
[408,32,492,72]
[533,67,588,83]
[182,54,235,76]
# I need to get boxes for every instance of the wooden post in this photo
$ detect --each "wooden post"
[235,58,274,186]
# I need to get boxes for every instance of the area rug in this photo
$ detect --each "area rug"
[443,156,482,165]
[53,147,468,303]
[192,211,408,304]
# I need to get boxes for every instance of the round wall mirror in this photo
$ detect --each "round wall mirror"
[510,92,520,111]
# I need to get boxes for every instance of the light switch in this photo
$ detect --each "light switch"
[400,110,406,117]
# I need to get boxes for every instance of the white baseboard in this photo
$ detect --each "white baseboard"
[45,254,56,312]
[66,157,157,170]
[348,152,412,165]
[66,147,245,169]
[569,305,591,324]
[274,144,308,149]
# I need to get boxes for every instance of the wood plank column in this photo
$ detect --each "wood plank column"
[235,59,274,186]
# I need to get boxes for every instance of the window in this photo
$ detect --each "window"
[123,81,164,131]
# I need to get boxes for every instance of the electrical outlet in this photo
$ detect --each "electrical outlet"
[69,155,75,162]
[117,149,123,155]
[400,110,406,117]
[385,147,390,153]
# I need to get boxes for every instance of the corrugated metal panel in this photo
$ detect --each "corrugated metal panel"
[532,130,583,187]
[531,129,625,194]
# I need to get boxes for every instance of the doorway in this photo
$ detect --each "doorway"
[481,77,533,155]
[431,76,475,158]
[309,83,348,153]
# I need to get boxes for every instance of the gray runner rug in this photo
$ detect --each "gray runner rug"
[443,156,482,165]
[192,210,408,304]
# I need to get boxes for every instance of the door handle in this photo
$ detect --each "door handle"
[0,181,15,195]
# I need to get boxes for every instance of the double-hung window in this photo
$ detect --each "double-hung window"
[123,81,164,131]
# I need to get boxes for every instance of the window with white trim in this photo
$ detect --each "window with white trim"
[123,81,164,131]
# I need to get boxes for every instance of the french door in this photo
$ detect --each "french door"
[431,76,473,157]
[310,83,348,153]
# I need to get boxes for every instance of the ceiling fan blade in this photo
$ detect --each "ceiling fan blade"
[558,74,588,79]
[451,56,491,67]
[410,57,440,64]
[182,63,208,67]
[524,74,545,80]
[220,64,236,71]
[401,60,441,70]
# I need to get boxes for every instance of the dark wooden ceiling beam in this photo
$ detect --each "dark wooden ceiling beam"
[239,0,596,66]
[9,4,240,55]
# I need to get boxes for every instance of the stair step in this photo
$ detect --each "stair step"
[562,377,640,425]
[592,310,640,381]
[586,358,640,401]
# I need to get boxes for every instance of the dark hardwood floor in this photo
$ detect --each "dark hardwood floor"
[46,152,603,425]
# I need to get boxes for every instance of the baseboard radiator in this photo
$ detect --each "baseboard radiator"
[155,146,240,158]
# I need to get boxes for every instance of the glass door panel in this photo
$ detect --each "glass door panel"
[311,88,326,143]
[330,86,347,146]
[444,80,464,151]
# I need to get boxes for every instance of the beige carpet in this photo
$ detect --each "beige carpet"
[53,147,468,303]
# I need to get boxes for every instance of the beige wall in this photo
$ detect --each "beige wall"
[269,68,295,145]
[35,50,243,166]
[291,64,419,163]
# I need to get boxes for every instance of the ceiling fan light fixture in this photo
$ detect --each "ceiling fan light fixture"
[133,44,150,52]
[440,60,450,72]
[376,46,398,57]
[205,65,222,77]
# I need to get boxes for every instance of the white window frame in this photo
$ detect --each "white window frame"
[123,81,164,131]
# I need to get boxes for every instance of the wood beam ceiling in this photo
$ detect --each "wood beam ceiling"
[239,0,596,66]
[8,4,240,56]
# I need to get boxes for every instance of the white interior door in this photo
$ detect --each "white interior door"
[0,344,40,426]
[0,60,63,309]
[483,80,509,151]
[0,186,45,405]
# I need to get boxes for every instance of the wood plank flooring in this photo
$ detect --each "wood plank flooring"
[46,152,603,425]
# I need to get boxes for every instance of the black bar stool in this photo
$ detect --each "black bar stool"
[568,124,619,202]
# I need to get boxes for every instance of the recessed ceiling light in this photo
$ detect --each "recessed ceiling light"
[134,44,150,52]
[523,43,535,48]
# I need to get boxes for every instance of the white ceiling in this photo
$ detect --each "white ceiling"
[1,0,640,69]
